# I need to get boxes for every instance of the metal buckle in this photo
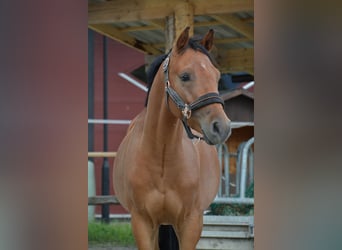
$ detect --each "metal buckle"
[182,104,192,119]
[162,57,170,72]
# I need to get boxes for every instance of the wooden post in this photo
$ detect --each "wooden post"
[164,15,174,52]
[147,2,195,76]
[174,2,194,38]
[165,2,194,53]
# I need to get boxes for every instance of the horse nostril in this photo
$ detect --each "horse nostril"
[211,120,231,140]
[212,121,220,135]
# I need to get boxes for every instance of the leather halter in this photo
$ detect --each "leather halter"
[162,52,224,141]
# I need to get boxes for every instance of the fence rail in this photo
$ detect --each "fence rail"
[88,137,254,204]
[88,195,120,205]
[88,152,117,158]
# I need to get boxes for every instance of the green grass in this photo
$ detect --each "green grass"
[88,221,135,246]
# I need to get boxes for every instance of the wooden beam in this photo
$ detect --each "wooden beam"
[221,66,254,75]
[89,0,174,24]
[89,0,253,24]
[174,2,194,38]
[120,19,165,32]
[154,37,251,48]
[120,25,159,33]
[242,17,254,23]
[88,24,162,55]
[212,14,254,40]
[194,20,221,27]
[214,37,251,44]
[119,20,220,33]
[244,68,254,75]
[149,20,165,30]
[192,0,253,16]
[218,48,254,74]
[225,47,254,58]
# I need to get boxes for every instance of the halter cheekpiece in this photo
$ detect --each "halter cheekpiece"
[163,52,224,141]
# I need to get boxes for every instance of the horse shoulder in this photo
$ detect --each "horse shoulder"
[114,109,147,209]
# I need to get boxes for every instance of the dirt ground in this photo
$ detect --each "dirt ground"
[88,244,136,250]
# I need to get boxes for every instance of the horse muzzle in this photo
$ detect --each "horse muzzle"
[202,117,231,145]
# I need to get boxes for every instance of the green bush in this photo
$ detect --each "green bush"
[208,181,254,216]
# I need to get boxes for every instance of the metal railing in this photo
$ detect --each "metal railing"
[215,137,254,204]
[88,136,254,206]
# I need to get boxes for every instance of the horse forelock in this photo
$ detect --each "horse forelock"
[180,36,217,65]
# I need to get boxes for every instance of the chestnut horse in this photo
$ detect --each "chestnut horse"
[113,27,231,250]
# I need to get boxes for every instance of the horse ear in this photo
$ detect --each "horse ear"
[200,29,214,51]
[176,27,190,52]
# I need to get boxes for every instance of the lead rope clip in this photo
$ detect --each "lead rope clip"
[192,136,201,145]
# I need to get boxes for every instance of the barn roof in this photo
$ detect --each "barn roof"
[88,0,254,75]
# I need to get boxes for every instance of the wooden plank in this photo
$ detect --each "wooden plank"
[194,20,221,27]
[149,20,165,30]
[214,37,251,44]
[89,0,175,24]
[120,20,165,32]
[197,238,254,250]
[220,57,254,71]
[88,195,120,205]
[225,48,254,58]
[192,0,253,16]
[120,25,160,33]
[221,66,254,75]
[88,0,253,24]
[218,48,254,74]
[88,24,162,55]
[212,14,254,40]
[203,215,254,225]
[243,67,254,75]
[88,152,117,158]
[201,231,250,238]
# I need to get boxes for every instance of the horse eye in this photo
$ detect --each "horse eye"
[180,73,190,82]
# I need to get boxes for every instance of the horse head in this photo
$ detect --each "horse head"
[165,27,231,145]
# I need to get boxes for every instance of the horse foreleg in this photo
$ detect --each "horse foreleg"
[176,212,203,250]
[131,211,158,250]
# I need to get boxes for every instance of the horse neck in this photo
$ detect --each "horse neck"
[143,70,183,150]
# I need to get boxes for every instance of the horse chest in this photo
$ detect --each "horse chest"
[131,153,200,202]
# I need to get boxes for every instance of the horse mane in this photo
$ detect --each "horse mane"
[144,53,169,107]
[144,36,216,107]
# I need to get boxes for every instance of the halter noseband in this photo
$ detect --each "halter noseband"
[162,52,224,141]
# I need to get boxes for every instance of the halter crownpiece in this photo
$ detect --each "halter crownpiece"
[163,52,224,141]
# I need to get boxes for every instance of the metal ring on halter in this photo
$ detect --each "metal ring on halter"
[162,56,170,72]
[182,104,192,119]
